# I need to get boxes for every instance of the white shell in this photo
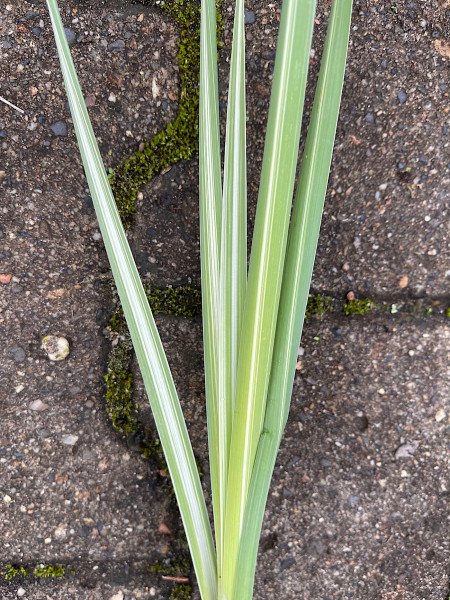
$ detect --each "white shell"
[42,335,70,361]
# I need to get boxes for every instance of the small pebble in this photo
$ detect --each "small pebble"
[78,524,91,538]
[7,344,26,363]
[435,409,445,422]
[54,525,67,539]
[62,434,79,446]
[31,26,41,36]
[17,588,26,598]
[85,95,96,107]
[30,399,49,412]
[0,129,8,138]
[397,90,408,104]
[346,291,355,301]
[244,10,255,24]
[42,335,69,361]
[64,27,77,47]
[395,441,419,459]
[50,121,68,137]
[279,557,295,572]
[108,93,117,103]
[398,275,408,288]
[0,272,12,283]
[107,40,125,52]
[365,113,374,123]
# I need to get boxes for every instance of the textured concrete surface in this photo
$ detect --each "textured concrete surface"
[1,0,449,599]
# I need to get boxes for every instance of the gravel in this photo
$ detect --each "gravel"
[49,120,68,137]
[6,344,26,363]
[64,27,77,47]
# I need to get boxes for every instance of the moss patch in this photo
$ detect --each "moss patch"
[170,584,192,599]
[343,298,373,316]
[149,557,192,599]
[32,564,66,578]
[150,556,191,576]
[4,566,27,580]
[105,341,137,434]
[3,564,67,581]
[305,295,333,319]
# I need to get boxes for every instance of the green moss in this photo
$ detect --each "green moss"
[109,0,223,227]
[4,564,69,580]
[343,299,373,316]
[150,556,190,577]
[32,564,66,578]
[4,565,27,580]
[170,584,192,600]
[305,295,333,319]
[145,285,202,317]
[141,437,163,458]
[105,341,138,434]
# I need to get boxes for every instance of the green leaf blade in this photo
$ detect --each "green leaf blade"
[217,0,247,578]
[46,2,217,598]
[199,0,223,580]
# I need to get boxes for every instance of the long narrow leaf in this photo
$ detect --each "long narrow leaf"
[233,2,353,597]
[222,0,317,595]
[199,0,223,562]
[217,0,247,579]
[46,2,217,598]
